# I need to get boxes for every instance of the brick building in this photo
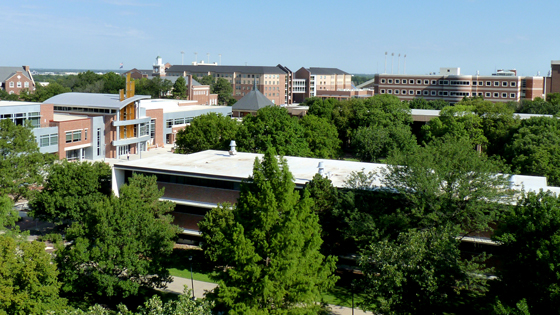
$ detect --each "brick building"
[0,66,35,95]
[293,67,356,103]
[358,67,545,104]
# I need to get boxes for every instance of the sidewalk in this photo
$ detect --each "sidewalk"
[161,276,371,315]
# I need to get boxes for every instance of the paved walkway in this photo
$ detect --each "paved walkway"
[161,276,371,315]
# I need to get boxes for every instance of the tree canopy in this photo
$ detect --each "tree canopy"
[55,174,178,303]
[298,114,341,158]
[174,113,239,154]
[172,76,187,99]
[199,148,337,314]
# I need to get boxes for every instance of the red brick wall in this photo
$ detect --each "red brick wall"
[146,108,164,148]
[4,71,34,95]
[56,118,92,159]
[40,104,54,126]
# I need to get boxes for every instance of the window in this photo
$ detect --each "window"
[473,81,477,85]
[73,130,81,142]
[494,92,499,97]
[395,90,400,94]
[66,132,72,143]
[166,119,173,128]
[431,91,436,96]
[50,134,58,145]
[9,82,14,88]
[387,89,393,94]
[381,79,386,84]
[423,90,429,95]
[97,128,101,156]
[424,80,429,84]
[503,81,508,87]
[416,90,421,95]
[510,93,516,98]
[494,81,499,86]
[486,81,491,86]
[409,90,414,95]
[84,129,88,140]
[40,135,49,147]
[402,79,407,84]
[502,93,507,98]
[395,79,400,84]
[431,80,437,85]
[24,82,29,88]
[17,82,21,88]
[511,82,516,87]
[380,89,385,94]
[417,80,422,84]
[388,79,393,84]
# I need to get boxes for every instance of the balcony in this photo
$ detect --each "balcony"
[112,134,151,146]
[112,117,151,127]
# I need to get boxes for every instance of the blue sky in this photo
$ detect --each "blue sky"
[1,0,558,76]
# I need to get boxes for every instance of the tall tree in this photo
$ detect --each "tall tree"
[174,113,239,154]
[199,148,337,314]
[101,72,125,94]
[0,119,53,202]
[237,106,311,157]
[172,76,187,99]
[421,105,487,147]
[492,191,560,314]
[0,235,68,314]
[298,114,341,158]
[352,123,417,162]
[55,174,178,303]
[212,78,233,105]
[29,161,112,226]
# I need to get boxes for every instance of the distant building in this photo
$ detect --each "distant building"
[547,60,560,94]
[231,81,274,117]
[293,67,356,103]
[0,66,35,95]
[358,67,545,104]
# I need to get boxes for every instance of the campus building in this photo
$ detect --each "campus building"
[358,67,546,104]
[0,75,231,161]
[293,67,359,103]
[111,149,560,240]
[0,66,35,95]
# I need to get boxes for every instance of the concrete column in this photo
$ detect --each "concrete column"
[79,148,83,162]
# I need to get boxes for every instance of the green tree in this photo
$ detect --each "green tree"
[0,119,53,202]
[199,148,338,314]
[516,97,560,115]
[492,191,560,314]
[382,136,513,234]
[298,114,341,158]
[212,78,233,105]
[29,161,112,226]
[174,113,239,154]
[197,75,214,87]
[237,106,311,157]
[421,105,487,147]
[0,235,67,314]
[359,226,490,314]
[352,123,417,162]
[172,76,187,99]
[101,72,125,94]
[55,174,178,303]
[504,116,560,186]
[305,174,340,255]
[0,195,17,232]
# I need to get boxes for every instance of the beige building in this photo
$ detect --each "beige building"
[293,67,354,103]
[358,67,545,104]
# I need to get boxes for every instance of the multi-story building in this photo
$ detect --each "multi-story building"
[0,66,35,95]
[293,67,354,103]
[0,75,231,161]
[358,67,545,104]
[166,63,291,105]
[546,60,560,94]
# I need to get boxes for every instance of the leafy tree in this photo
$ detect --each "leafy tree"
[172,76,187,99]
[305,174,340,255]
[298,114,341,158]
[237,106,311,157]
[0,119,53,202]
[0,195,17,232]
[407,98,449,110]
[382,136,513,234]
[492,191,560,314]
[421,105,487,147]
[212,78,233,105]
[352,123,417,162]
[0,235,67,314]
[199,148,338,314]
[197,75,214,87]
[504,116,560,186]
[359,226,490,314]
[101,72,125,94]
[174,113,239,154]
[34,82,72,102]
[55,174,178,302]
[354,94,412,128]
[516,97,560,115]
[73,71,103,92]
[306,97,336,121]
[29,161,112,226]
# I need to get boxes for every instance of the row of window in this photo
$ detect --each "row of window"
[379,89,517,98]
[65,129,86,143]
[380,78,517,87]
[166,117,194,128]
[8,81,30,88]
[54,106,116,114]
[38,133,58,147]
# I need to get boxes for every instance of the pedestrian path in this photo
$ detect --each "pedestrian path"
[161,276,371,315]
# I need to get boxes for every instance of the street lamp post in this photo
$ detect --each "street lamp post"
[189,256,195,300]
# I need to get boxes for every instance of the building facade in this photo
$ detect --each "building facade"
[0,66,35,95]
[293,67,354,103]
[359,67,545,104]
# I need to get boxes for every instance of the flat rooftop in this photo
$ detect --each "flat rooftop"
[140,99,231,113]
[114,150,386,188]
[0,100,41,107]
[113,150,560,194]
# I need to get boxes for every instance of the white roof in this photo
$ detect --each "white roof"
[0,100,41,107]
[44,92,150,109]
[139,99,229,113]
[53,113,89,122]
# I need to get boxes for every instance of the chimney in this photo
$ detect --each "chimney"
[23,65,30,72]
